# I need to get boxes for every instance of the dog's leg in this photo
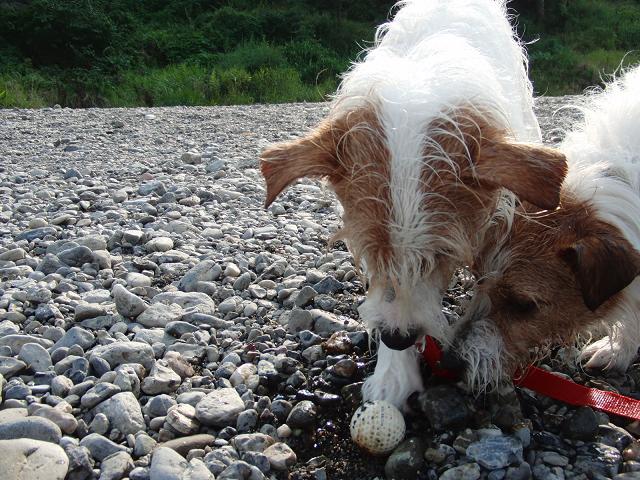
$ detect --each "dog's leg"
[580,281,640,371]
[361,342,424,410]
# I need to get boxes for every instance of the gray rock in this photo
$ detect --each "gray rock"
[418,385,471,431]
[100,451,134,480]
[159,434,214,457]
[287,309,313,334]
[217,460,265,480]
[80,433,128,462]
[263,442,297,471]
[90,341,155,370]
[0,416,62,443]
[562,406,599,441]
[81,382,122,409]
[149,447,188,480]
[92,391,146,435]
[0,334,54,352]
[50,326,95,351]
[232,433,275,453]
[18,342,52,372]
[312,276,344,294]
[137,303,184,328]
[146,237,174,253]
[151,291,216,312]
[0,438,68,480]
[179,260,221,292]
[440,463,481,480]
[466,435,523,470]
[165,403,199,435]
[113,284,147,318]
[0,356,27,377]
[505,462,532,480]
[146,394,177,418]
[286,400,317,429]
[31,405,78,434]
[134,432,157,457]
[384,437,426,480]
[575,442,622,478]
[195,388,245,427]
[57,245,94,267]
[141,360,181,395]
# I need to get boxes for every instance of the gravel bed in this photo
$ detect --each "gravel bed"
[2,98,639,480]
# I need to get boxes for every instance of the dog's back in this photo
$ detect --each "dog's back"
[336,0,541,143]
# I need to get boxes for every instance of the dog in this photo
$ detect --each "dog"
[260,0,567,409]
[448,65,640,394]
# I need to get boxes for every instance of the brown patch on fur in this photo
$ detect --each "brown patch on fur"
[260,106,394,279]
[560,223,640,311]
[471,193,640,368]
[422,111,567,211]
[474,141,567,210]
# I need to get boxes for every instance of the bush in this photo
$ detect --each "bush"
[216,41,287,72]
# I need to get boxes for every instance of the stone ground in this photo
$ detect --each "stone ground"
[1,98,639,480]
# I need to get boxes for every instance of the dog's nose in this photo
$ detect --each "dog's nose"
[380,327,420,350]
[438,348,466,373]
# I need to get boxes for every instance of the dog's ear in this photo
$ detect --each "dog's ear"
[473,142,567,210]
[260,123,340,208]
[559,233,640,311]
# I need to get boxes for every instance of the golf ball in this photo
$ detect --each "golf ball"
[350,400,406,455]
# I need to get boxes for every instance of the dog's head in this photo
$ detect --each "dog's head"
[261,103,567,339]
[450,196,640,393]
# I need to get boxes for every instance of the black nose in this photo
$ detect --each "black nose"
[380,327,420,350]
[438,348,466,373]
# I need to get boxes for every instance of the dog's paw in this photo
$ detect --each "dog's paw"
[579,336,636,372]
[361,345,423,410]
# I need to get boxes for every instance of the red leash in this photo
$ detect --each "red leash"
[419,336,640,421]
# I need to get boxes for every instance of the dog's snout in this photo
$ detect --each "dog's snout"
[380,327,419,350]
[438,348,466,373]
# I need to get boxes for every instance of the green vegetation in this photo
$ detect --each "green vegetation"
[0,0,639,108]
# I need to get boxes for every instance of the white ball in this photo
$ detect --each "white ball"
[350,400,406,455]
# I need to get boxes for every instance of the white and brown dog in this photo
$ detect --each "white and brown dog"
[260,0,567,409]
[449,65,640,393]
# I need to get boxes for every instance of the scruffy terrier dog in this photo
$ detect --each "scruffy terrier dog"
[261,0,567,409]
[449,65,640,393]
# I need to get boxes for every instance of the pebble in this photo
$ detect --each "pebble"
[92,391,146,435]
[80,433,129,461]
[195,388,245,427]
[149,446,189,480]
[384,437,426,479]
[0,416,62,443]
[286,400,317,429]
[113,284,147,318]
[0,99,615,480]
[0,438,69,480]
[263,442,297,471]
[466,435,523,470]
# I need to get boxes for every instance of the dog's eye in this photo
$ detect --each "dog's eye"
[506,294,538,315]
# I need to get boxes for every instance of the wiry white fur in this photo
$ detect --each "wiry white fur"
[561,65,640,371]
[339,0,540,408]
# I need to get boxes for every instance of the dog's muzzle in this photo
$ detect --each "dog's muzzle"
[381,327,420,350]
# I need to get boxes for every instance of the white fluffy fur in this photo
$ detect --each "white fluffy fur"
[339,0,540,408]
[562,66,640,371]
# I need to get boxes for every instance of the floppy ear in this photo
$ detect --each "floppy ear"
[559,233,640,311]
[473,141,567,210]
[260,123,340,207]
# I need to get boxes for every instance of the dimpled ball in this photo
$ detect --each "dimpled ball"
[350,400,406,455]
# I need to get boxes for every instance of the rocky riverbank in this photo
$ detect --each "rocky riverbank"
[2,98,638,480]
